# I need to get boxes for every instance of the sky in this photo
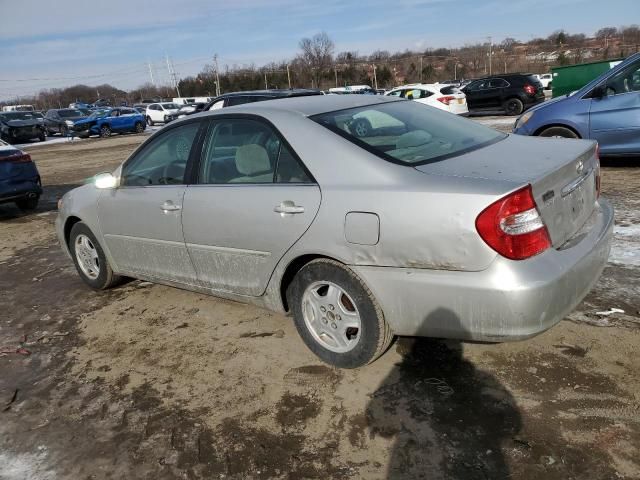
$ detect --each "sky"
[0,0,638,99]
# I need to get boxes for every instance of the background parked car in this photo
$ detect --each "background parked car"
[176,102,207,119]
[533,73,553,89]
[385,83,468,115]
[205,89,322,110]
[461,74,545,115]
[513,52,640,155]
[72,107,146,138]
[0,111,47,143]
[0,139,41,210]
[44,108,88,136]
[145,103,180,125]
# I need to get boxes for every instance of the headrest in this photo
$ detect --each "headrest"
[396,130,433,149]
[235,144,270,175]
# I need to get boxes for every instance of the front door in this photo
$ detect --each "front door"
[589,59,640,155]
[181,117,321,296]
[98,121,202,283]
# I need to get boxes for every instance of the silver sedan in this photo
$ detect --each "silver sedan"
[56,95,613,368]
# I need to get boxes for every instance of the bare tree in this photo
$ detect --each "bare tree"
[298,32,335,88]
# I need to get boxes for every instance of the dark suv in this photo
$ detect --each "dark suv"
[461,74,545,115]
[205,89,322,111]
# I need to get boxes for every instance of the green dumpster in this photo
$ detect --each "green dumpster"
[551,58,623,97]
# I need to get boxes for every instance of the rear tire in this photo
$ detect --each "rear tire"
[539,126,579,139]
[351,118,372,138]
[69,222,121,290]
[503,98,524,116]
[39,132,46,142]
[134,121,144,133]
[287,259,393,368]
[60,125,68,137]
[16,196,39,211]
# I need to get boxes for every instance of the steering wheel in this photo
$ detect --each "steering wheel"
[159,160,185,185]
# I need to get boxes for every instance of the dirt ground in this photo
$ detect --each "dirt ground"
[1,131,639,480]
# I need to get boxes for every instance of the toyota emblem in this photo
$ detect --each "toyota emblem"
[576,160,584,174]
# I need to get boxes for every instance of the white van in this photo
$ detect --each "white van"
[2,105,35,112]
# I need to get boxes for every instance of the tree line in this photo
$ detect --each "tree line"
[3,24,639,109]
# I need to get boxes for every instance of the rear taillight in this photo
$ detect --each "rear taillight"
[476,185,551,260]
[595,144,601,198]
[523,84,536,95]
[437,96,456,105]
[0,152,32,163]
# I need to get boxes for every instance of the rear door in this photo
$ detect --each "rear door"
[181,116,321,296]
[589,58,640,154]
[98,120,203,283]
[486,78,509,107]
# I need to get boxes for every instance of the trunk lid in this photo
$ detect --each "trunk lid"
[414,134,599,248]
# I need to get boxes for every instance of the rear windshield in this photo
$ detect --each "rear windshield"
[311,100,505,166]
[439,85,461,95]
[58,109,84,118]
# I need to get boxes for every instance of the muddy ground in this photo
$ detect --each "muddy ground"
[1,130,639,480]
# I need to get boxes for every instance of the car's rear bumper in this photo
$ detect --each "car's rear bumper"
[0,180,42,205]
[352,199,614,341]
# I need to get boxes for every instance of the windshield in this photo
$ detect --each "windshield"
[89,109,111,118]
[0,111,39,121]
[58,109,84,118]
[311,100,505,165]
[161,103,179,109]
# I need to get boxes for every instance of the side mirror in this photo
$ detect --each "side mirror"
[591,86,605,99]
[94,172,118,189]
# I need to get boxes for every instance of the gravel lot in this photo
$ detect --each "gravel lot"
[1,123,639,480]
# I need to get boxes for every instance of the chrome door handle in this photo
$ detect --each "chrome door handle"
[274,201,304,215]
[161,201,181,212]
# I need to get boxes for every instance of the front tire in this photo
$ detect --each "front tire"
[134,121,144,133]
[60,125,68,137]
[287,259,393,368]
[146,116,154,126]
[99,124,111,138]
[69,222,120,290]
[503,98,524,116]
[539,126,579,139]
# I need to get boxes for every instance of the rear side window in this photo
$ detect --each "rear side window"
[122,122,200,186]
[226,96,252,107]
[198,118,311,184]
[488,79,509,88]
[312,101,505,166]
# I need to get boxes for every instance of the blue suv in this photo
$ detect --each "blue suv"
[513,53,640,156]
[73,107,146,138]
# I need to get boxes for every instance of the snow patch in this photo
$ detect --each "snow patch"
[609,224,640,267]
[0,447,56,480]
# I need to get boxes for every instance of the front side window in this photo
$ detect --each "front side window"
[387,90,403,97]
[312,101,505,166]
[605,60,640,95]
[198,118,311,184]
[121,122,200,186]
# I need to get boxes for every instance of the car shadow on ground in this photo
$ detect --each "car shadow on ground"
[601,155,640,168]
[366,309,521,479]
[0,183,80,220]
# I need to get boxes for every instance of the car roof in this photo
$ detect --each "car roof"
[202,94,401,118]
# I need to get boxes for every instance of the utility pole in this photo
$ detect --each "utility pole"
[372,64,378,90]
[166,55,181,97]
[488,36,493,76]
[419,56,423,82]
[213,54,221,96]
[264,72,268,90]
[147,60,156,86]
[286,64,291,89]
[334,67,338,87]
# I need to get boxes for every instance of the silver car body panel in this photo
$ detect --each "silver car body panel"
[56,95,613,342]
